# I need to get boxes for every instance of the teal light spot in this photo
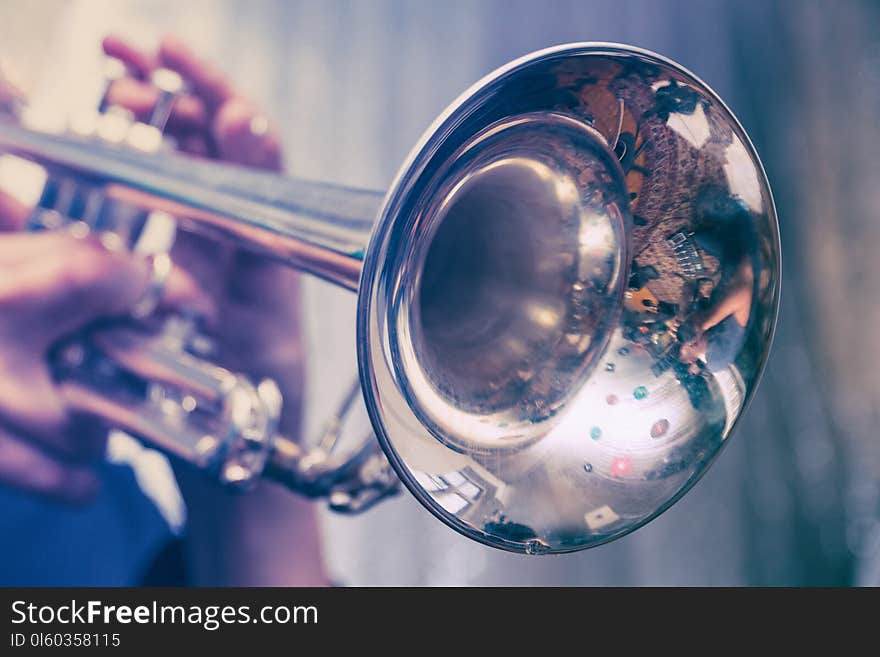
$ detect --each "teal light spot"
[633,385,648,400]
[589,427,602,441]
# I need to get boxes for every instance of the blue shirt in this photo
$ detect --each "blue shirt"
[0,462,170,586]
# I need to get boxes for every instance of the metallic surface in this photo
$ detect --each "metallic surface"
[360,43,779,553]
[0,121,380,289]
[0,43,779,553]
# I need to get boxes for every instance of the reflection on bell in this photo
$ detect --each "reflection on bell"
[363,44,779,553]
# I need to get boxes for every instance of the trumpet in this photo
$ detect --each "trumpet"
[0,43,779,554]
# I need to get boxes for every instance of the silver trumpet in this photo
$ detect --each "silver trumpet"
[0,43,779,554]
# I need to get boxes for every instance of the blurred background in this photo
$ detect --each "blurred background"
[0,0,878,585]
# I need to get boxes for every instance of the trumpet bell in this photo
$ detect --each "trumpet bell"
[359,44,779,553]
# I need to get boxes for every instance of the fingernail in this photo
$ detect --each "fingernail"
[98,231,126,253]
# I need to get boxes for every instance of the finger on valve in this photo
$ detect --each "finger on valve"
[213,98,282,170]
[103,76,208,134]
[101,35,156,80]
[0,232,212,340]
[157,34,234,111]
